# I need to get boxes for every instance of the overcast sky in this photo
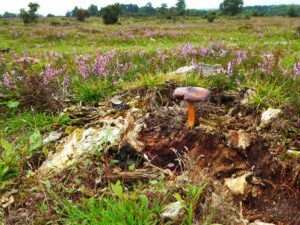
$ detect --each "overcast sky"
[1,0,299,16]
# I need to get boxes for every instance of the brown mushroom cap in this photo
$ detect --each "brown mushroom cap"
[173,87,210,102]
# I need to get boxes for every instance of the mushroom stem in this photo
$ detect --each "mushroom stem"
[187,102,195,127]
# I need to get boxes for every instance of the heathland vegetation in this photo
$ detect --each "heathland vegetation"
[0,0,299,224]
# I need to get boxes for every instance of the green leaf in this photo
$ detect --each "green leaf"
[29,128,42,151]
[40,201,48,212]
[74,178,81,184]
[104,128,111,145]
[78,185,85,192]
[7,101,19,108]
[138,194,148,206]
[150,180,158,185]
[173,193,184,204]
[111,180,123,198]
[0,139,13,153]
[129,163,135,171]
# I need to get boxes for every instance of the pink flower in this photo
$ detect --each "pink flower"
[294,62,300,75]
[227,61,233,77]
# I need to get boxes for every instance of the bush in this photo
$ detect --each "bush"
[13,72,63,113]
[207,11,217,22]
[102,3,121,25]
[50,20,60,26]
[207,14,216,22]
[47,14,55,18]
[288,6,297,17]
[76,9,89,22]
[238,23,254,30]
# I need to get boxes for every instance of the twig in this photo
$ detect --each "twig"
[262,179,277,190]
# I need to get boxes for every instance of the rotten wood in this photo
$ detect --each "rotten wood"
[107,168,162,182]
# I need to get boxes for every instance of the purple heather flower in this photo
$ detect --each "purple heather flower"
[294,62,300,75]
[0,93,5,97]
[227,61,233,77]
[3,72,14,89]
[113,81,119,86]
[62,76,71,86]
[217,68,226,74]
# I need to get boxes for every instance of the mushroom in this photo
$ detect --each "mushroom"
[173,87,210,127]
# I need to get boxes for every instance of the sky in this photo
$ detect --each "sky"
[0,0,299,16]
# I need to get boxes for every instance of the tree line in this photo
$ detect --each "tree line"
[64,2,299,18]
[0,0,299,24]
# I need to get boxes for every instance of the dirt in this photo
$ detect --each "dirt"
[135,82,300,224]
[2,82,299,224]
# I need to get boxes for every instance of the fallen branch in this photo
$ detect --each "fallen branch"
[107,168,162,182]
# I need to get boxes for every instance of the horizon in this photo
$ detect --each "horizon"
[0,0,299,16]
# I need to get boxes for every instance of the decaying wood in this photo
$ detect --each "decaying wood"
[108,168,162,182]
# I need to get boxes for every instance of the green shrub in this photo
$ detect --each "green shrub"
[102,3,122,25]
[76,9,89,22]
[50,20,60,26]
[207,14,216,22]
[206,11,217,23]
[287,6,297,17]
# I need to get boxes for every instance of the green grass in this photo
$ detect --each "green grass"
[72,78,119,104]
[0,111,58,137]
[54,192,162,224]
[49,180,209,225]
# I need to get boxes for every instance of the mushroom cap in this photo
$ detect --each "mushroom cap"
[173,87,210,102]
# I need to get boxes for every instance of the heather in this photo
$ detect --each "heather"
[0,16,299,224]
[0,17,299,108]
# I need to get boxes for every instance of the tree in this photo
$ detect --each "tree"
[176,0,186,16]
[158,3,168,18]
[71,6,79,17]
[3,12,17,18]
[102,3,122,25]
[20,2,40,24]
[76,9,89,22]
[65,11,71,17]
[119,4,139,16]
[176,0,186,10]
[288,6,297,17]
[220,0,243,16]
[88,4,98,17]
[168,7,178,23]
[140,2,156,16]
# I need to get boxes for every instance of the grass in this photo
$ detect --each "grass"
[53,184,164,224]
[45,179,209,225]
[72,78,119,104]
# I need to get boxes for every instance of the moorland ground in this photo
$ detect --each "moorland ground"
[0,16,299,224]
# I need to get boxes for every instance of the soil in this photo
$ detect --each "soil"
[135,82,300,224]
[2,82,299,225]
